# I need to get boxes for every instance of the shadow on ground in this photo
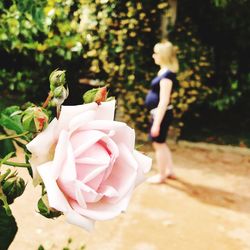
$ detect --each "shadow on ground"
[166,177,250,214]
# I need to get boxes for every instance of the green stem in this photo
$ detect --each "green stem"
[0,160,30,168]
[0,131,29,141]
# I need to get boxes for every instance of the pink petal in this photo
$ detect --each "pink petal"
[94,100,116,120]
[71,130,107,158]
[75,120,135,151]
[70,189,133,220]
[98,185,119,198]
[133,150,152,186]
[66,210,94,231]
[58,102,97,130]
[26,118,58,163]
[77,181,102,203]
[58,100,116,131]
[75,183,87,208]
[37,162,70,212]
[51,130,68,179]
[59,180,101,203]
[103,143,137,202]
[68,110,96,133]
[76,157,110,189]
[53,135,77,183]
[111,124,135,151]
[82,165,109,184]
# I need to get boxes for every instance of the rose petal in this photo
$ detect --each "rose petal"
[37,161,70,212]
[75,135,119,190]
[111,125,135,151]
[75,120,135,150]
[74,120,124,132]
[71,130,119,189]
[56,136,77,182]
[77,181,102,203]
[26,118,58,162]
[59,100,116,131]
[133,150,152,186]
[59,180,101,203]
[75,182,87,208]
[26,118,59,186]
[68,110,96,133]
[98,185,119,198]
[76,157,110,189]
[103,143,137,203]
[71,130,107,158]
[69,189,133,220]
[66,210,94,231]
[82,165,109,184]
[51,130,68,179]
[73,139,110,188]
[58,102,97,131]
[94,100,116,120]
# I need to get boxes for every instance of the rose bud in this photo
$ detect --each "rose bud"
[83,86,107,104]
[94,86,108,104]
[38,195,62,219]
[2,175,26,204]
[50,86,69,107]
[22,107,49,132]
[49,69,66,91]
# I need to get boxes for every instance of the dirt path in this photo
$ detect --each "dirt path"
[8,141,250,250]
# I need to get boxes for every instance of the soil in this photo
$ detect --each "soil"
[7,141,250,250]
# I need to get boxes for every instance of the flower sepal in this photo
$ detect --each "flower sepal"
[37,195,62,219]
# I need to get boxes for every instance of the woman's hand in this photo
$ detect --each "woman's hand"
[151,123,160,137]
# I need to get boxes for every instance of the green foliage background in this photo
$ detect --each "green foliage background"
[0,0,249,144]
[173,0,250,146]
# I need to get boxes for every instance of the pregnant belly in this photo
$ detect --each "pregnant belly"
[145,92,159,109]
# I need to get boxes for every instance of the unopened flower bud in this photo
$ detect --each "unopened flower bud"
[2,175,26,204]
[53,86,68,99]
[83,86,107,105]
[22,107,49,132]
[94,86,108,104]
[38,195,62,219]
[50,86,69,107]
[49,69,66,91]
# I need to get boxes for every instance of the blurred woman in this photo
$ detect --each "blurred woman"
[145,40,179,184]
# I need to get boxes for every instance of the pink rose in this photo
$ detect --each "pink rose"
[26,100,151,231]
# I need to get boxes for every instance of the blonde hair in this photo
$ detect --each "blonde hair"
[154,41,179,73]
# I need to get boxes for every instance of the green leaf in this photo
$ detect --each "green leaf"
[0,106,24,134]
[0,139,16,158]
[0,206,18,250]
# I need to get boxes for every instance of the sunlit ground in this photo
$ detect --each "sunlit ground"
[8,141,250,250]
